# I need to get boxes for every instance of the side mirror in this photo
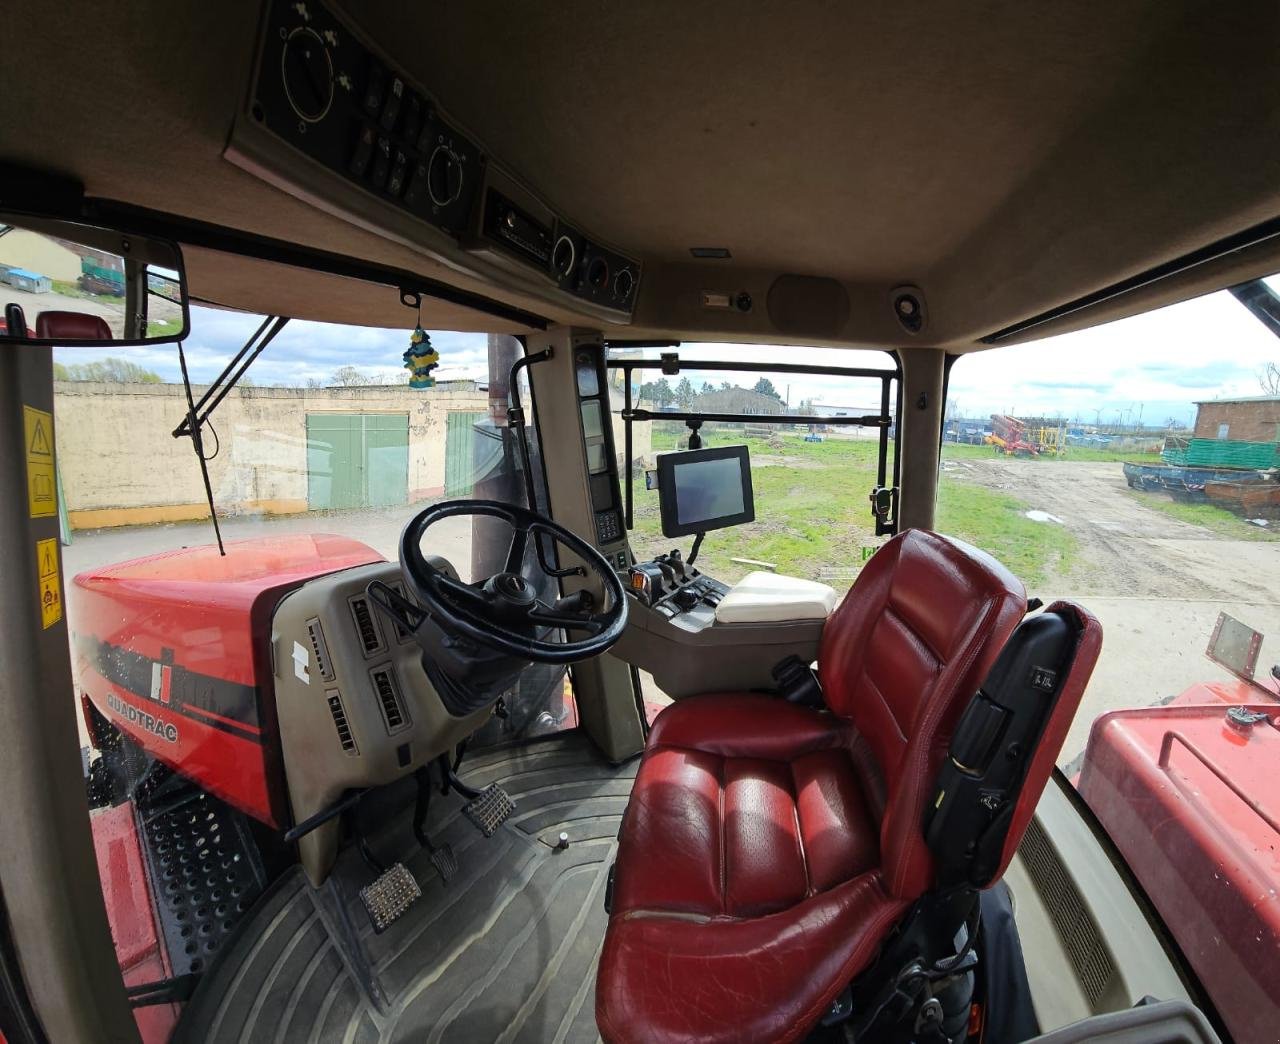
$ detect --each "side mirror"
[0,212,190,346]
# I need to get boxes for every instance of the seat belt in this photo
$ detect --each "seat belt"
[770,654,824,706]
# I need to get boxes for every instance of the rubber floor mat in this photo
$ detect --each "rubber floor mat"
[173,733,637,1043]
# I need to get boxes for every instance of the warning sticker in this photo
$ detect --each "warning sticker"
[24,405,56,519]
[36,537,62,629]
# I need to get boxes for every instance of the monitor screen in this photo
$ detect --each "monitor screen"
[656,445,755,537]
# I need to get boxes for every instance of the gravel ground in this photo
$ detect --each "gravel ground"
[944,458,1280,761]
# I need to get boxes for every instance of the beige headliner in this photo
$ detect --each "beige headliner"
[6,1,1280,348]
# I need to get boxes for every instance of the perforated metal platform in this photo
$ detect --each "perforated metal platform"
[137,785,267,977]
[173,733,637,1043]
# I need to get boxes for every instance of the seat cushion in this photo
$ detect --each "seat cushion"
[599,694,908,1043]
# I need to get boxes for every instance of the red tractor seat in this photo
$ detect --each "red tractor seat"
[35,309,112,340]
[597,529,1101,1043]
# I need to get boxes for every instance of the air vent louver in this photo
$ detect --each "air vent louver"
[1018,816,1117,1007]
[305,618,334,681]
[349,595,383,656]
[370,666,409,732]
[326,690,357,754]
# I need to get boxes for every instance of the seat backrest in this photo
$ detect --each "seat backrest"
[818,529,1026,899]
[35,309,112,340]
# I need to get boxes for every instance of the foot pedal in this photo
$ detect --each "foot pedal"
[462,784,515,837]
[359,862,421,933]
[429,843,458,883]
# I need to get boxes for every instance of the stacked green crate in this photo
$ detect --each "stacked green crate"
[1161,438,1280,468]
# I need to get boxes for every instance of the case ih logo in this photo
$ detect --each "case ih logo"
[107,691,179,743]
[150,649,174,704]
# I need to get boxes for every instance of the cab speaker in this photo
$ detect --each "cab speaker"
[891,286,927,334]
[766,275,850,338]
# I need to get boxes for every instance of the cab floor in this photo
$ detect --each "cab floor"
[174,732,637,1044]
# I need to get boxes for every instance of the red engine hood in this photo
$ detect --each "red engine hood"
[73,534,384,827]
[1079,699,1280,1044]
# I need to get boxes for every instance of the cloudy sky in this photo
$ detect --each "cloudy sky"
[54,278,1280,428]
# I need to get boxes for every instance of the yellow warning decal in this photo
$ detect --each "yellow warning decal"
[36,537,62,629]
[24,405,55,519]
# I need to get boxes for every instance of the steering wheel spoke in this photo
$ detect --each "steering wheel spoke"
[399,498,628,665]
[432,572,490,611]
[529,598,607,634]
[504,525,530,574]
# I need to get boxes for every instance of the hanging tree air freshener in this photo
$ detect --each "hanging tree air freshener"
[403,325,440,389]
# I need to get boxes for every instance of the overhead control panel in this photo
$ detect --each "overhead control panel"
[231,0,642,322]
[251,0,481,237]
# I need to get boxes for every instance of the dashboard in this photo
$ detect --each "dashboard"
[229,0,642,322]
[271,558,492,884]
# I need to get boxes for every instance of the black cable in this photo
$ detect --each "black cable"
[200,420,220,462]
[176,342,225,555]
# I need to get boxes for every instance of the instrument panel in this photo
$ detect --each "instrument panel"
[235,0,642,319]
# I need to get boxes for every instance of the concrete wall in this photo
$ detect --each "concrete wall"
[1193,399,1280,443]
[0,229,81,282]
[53,382,489,529]
[52,381,648,530]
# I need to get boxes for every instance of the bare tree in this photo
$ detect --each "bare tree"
[1261,361,1280,395]
[330,365,372,387]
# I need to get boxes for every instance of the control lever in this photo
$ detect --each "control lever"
[672,587,702,612]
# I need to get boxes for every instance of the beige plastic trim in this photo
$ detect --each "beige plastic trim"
[526,328,646,762]
[0,348,138,1042]
[273,561,492,885]
[613,600,824,700]
[897,347,943,531]
[1007,776,1193,1033]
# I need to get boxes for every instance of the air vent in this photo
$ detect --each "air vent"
[349,595,383,656]
[305,618,334,681]
[1018,816,1117,1007]
[325,689,357,754]
[370,666,410,733]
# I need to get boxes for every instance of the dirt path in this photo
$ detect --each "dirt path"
[945,459,1280,761]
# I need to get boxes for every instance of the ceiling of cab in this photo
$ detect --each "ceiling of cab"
[4,1,1280,348]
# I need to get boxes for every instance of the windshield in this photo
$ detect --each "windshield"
[609,348,899,586]
[941,277,1280,1044]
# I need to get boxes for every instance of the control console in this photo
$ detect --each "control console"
[626,550,730,618]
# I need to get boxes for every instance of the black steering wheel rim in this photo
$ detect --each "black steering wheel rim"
[399,499,628,665]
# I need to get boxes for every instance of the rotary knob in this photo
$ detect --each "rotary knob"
[280,26,334,123]
[427,145,463,207]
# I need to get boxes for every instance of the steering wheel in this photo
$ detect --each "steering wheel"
[397,499,628,665]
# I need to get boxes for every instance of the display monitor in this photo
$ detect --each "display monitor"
[656,445,755,537]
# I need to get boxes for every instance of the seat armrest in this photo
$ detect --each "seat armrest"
[715,571,838,624]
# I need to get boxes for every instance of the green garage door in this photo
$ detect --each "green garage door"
[307,413,409,510]
[445,411,488,497]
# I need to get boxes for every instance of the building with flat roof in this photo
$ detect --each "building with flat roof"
[1193,395,1280,444]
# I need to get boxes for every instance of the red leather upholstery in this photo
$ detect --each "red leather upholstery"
[818,531,1029,898]
[35,310,112,341]
[597,530,1031,1043]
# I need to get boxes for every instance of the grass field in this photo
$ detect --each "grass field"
[1123,490,1279,542]
[630,429,1076,588]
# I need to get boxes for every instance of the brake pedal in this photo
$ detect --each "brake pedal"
[429,843,458,883]
[462,784,515,837]
[359,862,421,933]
